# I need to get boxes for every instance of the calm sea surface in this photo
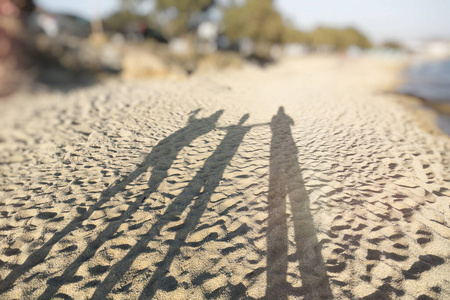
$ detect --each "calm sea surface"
[399,59,450,135]
[399,59,450,103]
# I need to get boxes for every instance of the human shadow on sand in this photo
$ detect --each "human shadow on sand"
[0,109,223,295]
[89,114,253,299]
[266,107,332,299]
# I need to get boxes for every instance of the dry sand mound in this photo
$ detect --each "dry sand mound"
[0,57,449,299]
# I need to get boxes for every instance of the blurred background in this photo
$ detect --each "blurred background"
[0,0,449,99]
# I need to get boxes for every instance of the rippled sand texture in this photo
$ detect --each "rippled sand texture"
[0,57,449,299]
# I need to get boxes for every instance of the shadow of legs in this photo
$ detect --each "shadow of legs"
[90,114,251,299]
[267,107,332,299]
[0,110,223,296]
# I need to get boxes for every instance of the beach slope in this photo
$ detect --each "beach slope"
[0,57,449,299]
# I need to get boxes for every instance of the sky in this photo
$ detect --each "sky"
[34,0,450,43]
[276,0,450,43]
[34,0,121,20]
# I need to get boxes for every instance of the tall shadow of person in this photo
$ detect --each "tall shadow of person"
[0,109,223,295]
[90,114,253,300]
[266,107,332,299]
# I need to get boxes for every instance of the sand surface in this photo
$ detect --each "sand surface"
[0,56,449,299]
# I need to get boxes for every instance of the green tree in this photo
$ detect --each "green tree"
[338,27,371,49]
[154,0,215,38]
[115,0,215,38]
[104,10,144,32]
[224,0,285,54]
[281,25,310,44]
[311,26,371,50]
[382,41,402,49]
[311,27,339,48]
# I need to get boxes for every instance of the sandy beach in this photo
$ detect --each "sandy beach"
[0,56,449,299]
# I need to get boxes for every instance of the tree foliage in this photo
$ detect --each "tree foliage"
[154,0,215,38]
[223,1,371,52]
[224,0,284,45]
[108,0,372,52]
[282,25,309,44]
[114,0,215,38]
[382,41,402,49]
[311,26,371,49]
[104,10,145,32]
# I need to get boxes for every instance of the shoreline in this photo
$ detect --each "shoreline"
[392,92,450,136]
[376,55,450,137]
[393,57,450,136]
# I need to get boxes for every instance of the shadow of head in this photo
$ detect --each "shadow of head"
[274,106,294,126]
[189,108,202,116]
[238,113,250,125]
[214,110,225,121]
[188,109,224,124]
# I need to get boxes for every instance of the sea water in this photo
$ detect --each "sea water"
[399,59,450,135]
